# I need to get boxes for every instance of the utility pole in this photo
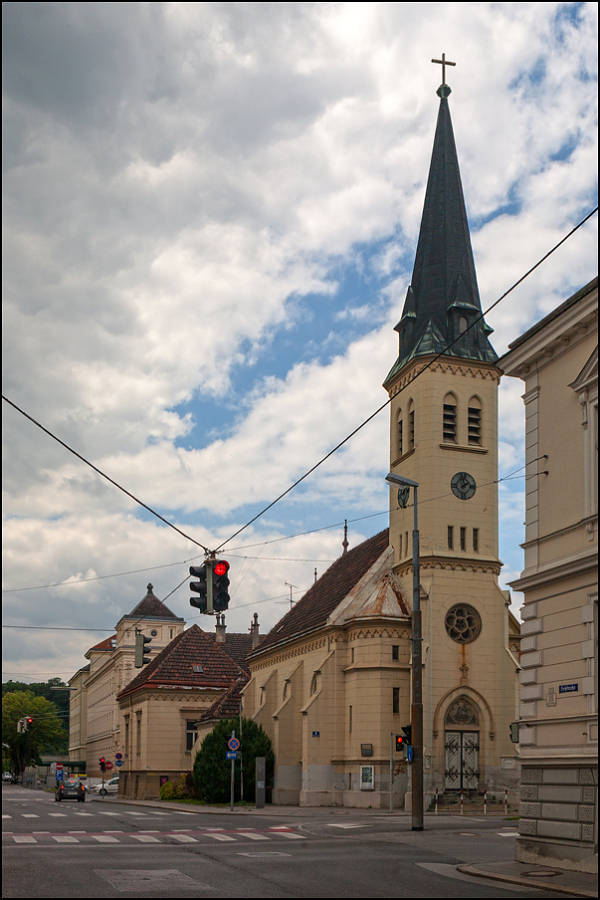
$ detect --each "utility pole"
[284,582,297,610]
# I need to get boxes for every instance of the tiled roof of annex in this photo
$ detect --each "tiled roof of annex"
[88,634,117,652]
[206,633,255,674]
[198,679,245,724]
[251,528,390,657]
[117,624,246,699]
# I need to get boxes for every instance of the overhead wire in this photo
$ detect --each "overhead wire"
[214,207,598,552]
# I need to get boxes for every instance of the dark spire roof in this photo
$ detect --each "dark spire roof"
[124,583,184,621]
[385,84,497,385]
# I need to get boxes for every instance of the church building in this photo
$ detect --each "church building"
[242,75,521,808]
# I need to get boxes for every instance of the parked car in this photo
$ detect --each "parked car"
[2,772,12,783]
[93,776,120,796]
[55,777,86,802]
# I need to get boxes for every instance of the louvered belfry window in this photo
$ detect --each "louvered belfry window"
[443,401,457,442]
[468,402,482,445]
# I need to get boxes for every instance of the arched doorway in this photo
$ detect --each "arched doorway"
[444,696,480,792]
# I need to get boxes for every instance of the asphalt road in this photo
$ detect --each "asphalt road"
[2,785,567,898]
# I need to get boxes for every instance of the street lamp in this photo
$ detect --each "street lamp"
[385,472,424,832]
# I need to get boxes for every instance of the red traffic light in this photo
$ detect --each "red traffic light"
[214,561,229,577]
[27,718,33,724]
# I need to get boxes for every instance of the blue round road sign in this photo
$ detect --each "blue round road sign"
[228,737,240,751]
[115,760,123,767]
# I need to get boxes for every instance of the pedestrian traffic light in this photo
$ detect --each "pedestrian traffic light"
[395,734,405,752]
[99,758,106,772]
[212,559,230,612]
[134,631,152,667]
[190,564,209,613]
[401,724,412,745]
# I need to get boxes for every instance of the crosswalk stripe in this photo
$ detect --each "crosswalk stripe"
[240,832,270,841]
[130,834,161,843]
[169,834,198,843]
[207,833,236,842]
[52,836,79,843]
[49,814,67,817]
[13,836,36,843]
[2,815,12,819]
[91,835,119,843]
[275,832,305,840]
[22,814,39,818]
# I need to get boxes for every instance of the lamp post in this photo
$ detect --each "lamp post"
[385,472,423,831]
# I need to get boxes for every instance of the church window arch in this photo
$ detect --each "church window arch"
[468,396,482,445]
[443,392,458,443]
[408,400,415,450]
[445,604,482,643]
[459,316,468,334]
[445,695,479,727]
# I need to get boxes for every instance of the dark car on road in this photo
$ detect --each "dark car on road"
[55,777,86,802]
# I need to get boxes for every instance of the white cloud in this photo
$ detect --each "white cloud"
[2,1,597,679]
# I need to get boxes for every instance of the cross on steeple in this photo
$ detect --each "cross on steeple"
[431,53,456,85]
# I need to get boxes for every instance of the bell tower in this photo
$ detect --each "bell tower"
[383,73,520,796]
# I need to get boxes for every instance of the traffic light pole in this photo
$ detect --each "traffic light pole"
[411,485,424,831]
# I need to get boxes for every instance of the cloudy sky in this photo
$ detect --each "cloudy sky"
[2,2,598,684]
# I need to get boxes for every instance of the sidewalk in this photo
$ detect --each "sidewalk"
[457,861,597,898]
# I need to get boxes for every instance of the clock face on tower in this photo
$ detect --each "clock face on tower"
[451,471,476,500]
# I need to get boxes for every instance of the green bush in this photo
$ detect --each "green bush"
[160,780,175,801]
[193,718,274,804]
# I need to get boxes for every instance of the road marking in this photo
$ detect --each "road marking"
[207,833,236,842]
[131,834,161,843]
[13,836,36,843]
[74,812,94,817]
[498,832,518,837]
[97,812,120,816]
[22,814,39,818]
[268,825,293,830]
[2,815,12,820]
[52,835,79,843]
[138,830,160,833]
[274,832,305,840]
[68,830,86,834]
[32,831,50,834]
[172,829,193,832]
[123,812,152,816]
[238,852,291,858]
[92,835,120,843]
[327,823,369,829]
[49,813,67,817]
[239,832,270,841]
[170,834,198,843]
[103,830,124,833]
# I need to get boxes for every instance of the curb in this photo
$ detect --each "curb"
[457,864,598,898]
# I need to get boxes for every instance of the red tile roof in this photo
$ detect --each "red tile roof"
[198,679,245,724]
[88,635,117,652]
[117,624,245,699]
[207,633,255,673]
[252,529,390,656]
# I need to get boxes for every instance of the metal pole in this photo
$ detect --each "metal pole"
[239,703,243,803]
[411,485,424,831]
[230,730,235,812]
[389,733,394,812]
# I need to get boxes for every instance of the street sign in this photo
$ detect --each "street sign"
[104,760,113,770]
[407,745,413,763]
[115,753,123,760]
[115,760,123,767]
[228,737,240,751]
[55,764,64,782]
[226,751,238,760]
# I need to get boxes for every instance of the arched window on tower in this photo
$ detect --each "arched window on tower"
[443,393,458,443]
[396,408,403,458]
[408,400,415,451]
[468,396,482,446]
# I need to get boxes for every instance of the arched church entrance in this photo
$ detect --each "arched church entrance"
[444,696,480,792]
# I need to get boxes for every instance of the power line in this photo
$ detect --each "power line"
[214,207,598,552]
[1,394,210,554]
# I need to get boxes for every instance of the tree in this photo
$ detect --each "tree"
[2,692,67,776]
[193,718,274,804]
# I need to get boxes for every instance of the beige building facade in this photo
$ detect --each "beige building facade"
[68,584,185,777]
[242,78,522,810]
[501,277,598,873]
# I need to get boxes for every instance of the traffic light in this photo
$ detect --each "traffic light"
[17,718,25,734]
[401,724,412,746]
[212,560,230,612]
[134,631,152,667]
[190,564,209,613]
[26,717,33,731]
[99,758,106,773]
[509,722,520,743]
[395,734,405,753]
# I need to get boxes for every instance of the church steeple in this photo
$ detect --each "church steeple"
[385,82,497,385]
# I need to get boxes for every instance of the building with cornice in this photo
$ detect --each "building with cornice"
[500,277,598,873]
[242,80,521,808]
